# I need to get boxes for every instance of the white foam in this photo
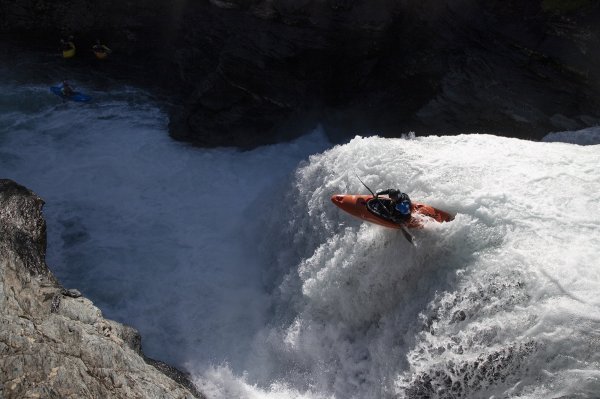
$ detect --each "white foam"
[2,79,600,398]
[250,134,600,398]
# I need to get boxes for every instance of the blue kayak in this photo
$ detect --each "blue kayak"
[50,86,91,102]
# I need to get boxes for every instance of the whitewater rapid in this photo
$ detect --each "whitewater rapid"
[2,72,600,398]
[244,133,600,399]
[197,132,598,399]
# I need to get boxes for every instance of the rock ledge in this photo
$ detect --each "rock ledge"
[0,179,203,399]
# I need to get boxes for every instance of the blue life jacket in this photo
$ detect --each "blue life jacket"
[395,200,411,216]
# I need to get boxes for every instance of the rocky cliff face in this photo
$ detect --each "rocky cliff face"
[0,180,203,399]
[1,0,599,147]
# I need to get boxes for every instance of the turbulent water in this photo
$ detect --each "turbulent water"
[2,61,600,398]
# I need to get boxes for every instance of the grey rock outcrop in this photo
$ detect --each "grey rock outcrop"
[0,179,203,399]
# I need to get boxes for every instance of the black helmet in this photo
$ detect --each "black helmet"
[388,189,400,200]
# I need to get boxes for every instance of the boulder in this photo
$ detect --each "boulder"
[0,179,203,399]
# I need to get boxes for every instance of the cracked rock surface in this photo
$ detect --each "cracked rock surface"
[0,179,203,399]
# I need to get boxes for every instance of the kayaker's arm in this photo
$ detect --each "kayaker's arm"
[376,189,410,201]
[376,189,392,197]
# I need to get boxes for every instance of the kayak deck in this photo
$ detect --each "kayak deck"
[50,86,91,102]
[331,194,454,229]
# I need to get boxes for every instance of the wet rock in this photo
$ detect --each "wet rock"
[401,341,538,397]
[451,310,467,323]
[61,288,82,298]
[0,179,203,399]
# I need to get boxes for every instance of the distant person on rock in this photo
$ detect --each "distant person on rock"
[60,36,74,50]
[376,188,412,222]
[92,39,112,59]
[60,36,76,58]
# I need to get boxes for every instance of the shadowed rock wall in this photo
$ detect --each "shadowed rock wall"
[2,0,599,147]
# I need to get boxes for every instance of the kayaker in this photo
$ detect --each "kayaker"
[61,80,74,97]
[376,188,412,222]
[61,36,75,50]
[92,40,112,58]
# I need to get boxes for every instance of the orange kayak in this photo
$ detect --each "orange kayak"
[331,194,454,229]
[94,45,111,59]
